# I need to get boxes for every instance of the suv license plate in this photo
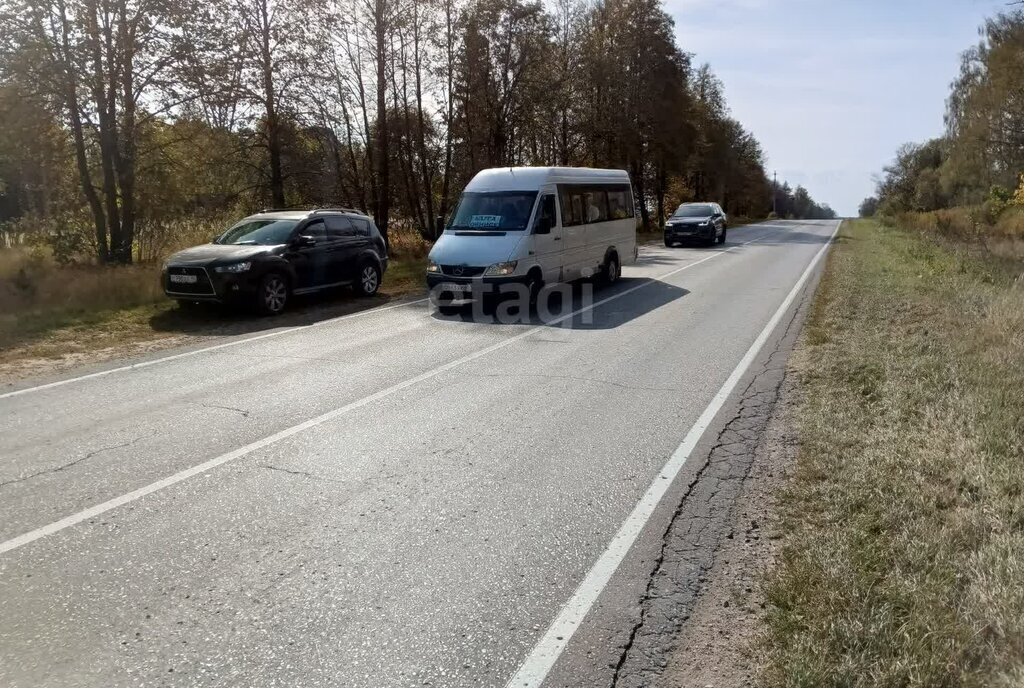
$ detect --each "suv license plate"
[170,274,198,284]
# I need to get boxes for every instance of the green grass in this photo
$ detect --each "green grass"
[762,219,1024,686]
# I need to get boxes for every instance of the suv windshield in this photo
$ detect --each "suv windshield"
[448,192,538,231]
[673,204,714,218]
[216,219,298,245]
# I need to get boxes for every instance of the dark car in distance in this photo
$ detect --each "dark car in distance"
[664,202,728,247]
[162,208,388,315]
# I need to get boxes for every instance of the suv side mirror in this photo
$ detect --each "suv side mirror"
[535,217,552,235]
[292,235,317,248]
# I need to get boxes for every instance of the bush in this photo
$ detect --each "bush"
[995,205,1024,239]
[893,207,979,241]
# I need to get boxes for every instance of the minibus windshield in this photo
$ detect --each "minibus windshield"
[447,191,538,231]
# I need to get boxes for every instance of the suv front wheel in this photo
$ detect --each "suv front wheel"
[257,273,289,315]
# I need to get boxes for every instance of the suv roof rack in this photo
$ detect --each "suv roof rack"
[256,206,368,216]
[310,206,367,216]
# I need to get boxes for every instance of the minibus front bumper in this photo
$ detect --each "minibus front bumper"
[426,273,533,302]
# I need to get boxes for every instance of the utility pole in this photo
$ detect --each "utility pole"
[772,171,777,216]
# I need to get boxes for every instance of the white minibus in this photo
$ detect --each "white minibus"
[426,167,638,305]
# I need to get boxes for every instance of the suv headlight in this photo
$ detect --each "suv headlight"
[484,261,517,277]
[214,261,251,273]
[426,260,441,273]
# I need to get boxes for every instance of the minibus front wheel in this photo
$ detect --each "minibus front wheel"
[603,252,620,285]
[526,269,543,306]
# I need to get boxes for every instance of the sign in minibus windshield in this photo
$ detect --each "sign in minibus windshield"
[468,215,502,229]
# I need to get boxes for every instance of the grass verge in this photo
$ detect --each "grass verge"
[0,247,427,375]
[763,219,1024,685]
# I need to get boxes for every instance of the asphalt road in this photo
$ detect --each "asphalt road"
[0,219,840,687]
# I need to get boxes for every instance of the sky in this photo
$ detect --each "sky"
[667,0,1009,217]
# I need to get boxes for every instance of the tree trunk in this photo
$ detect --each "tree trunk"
[85,0,122,263]
[632,159,650,230]
[259,0,285,207]
[57,0,107,261]
[438,0,456,226]
[374,0,390,247]
[114,0,136,264]
[412,4,436,239]
[655,163,666,228]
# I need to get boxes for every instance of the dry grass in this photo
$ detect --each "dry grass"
[0,250,167,352]
[762,219,1024,686]
[0,228,428,365]
[889,206,1024,261]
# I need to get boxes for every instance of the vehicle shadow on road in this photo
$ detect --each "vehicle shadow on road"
[148,290,411,339]
[430,277,690,331]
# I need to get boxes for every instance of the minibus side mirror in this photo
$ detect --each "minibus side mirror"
[535,217,552,235]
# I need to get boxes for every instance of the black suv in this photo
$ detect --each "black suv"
[162,208,388,315]
[664,202,728,247]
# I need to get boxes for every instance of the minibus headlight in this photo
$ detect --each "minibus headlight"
[484,261,518,277]
[426,260,441,273]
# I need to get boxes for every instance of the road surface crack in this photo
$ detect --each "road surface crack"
[610,279,807,687]
[198,403,251,418]
[258,463,347,484]
[0,432,155,490]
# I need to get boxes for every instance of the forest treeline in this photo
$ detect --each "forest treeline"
[862,10,1024,226]
[0,0,832,264]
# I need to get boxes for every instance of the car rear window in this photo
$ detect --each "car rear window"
[351,218,372,237]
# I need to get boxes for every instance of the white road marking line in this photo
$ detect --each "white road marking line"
[0,298,429,401]
[504,220,842,688]
[0,228,784,556]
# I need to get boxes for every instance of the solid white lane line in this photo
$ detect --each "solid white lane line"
[504,220,842,688]
[0,298,429,401]
[0,228,784,556]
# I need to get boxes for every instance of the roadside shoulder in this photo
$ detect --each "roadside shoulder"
[609,239,822,687]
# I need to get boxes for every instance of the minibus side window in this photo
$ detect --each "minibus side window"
[559,186,585,227]
[571,194,585,226]
[608,187,632,219]
[535,194,556,232]
[583,190,609,223]
[558,187,575,227]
